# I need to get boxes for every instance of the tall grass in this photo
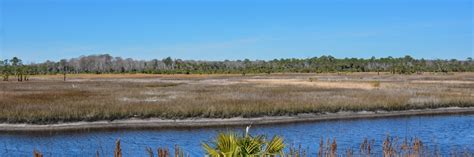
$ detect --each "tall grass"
[1,73,473,124]
[33,149,43,157]
[114,139,122,157]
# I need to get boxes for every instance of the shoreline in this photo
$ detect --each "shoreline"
[1,107,473,132]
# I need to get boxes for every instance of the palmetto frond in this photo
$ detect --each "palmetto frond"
[202,128,285,157]
[202,132,240,157]
[239,135,264,156]
[264,135,285,155]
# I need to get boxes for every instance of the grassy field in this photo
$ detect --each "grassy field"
[1,72,473,124]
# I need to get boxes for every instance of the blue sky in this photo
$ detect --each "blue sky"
[1,0,472,63]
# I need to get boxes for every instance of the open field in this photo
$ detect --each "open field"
[1,72,473,124]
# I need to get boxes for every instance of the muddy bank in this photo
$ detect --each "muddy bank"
[1,107,473,132]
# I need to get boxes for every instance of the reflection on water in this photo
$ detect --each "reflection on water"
[1,114,473,156]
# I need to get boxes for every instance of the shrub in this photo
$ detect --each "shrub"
[202,126,285,156]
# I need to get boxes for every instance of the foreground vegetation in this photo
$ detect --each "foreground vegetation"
[31,129,473,157]
[0,73,472,124]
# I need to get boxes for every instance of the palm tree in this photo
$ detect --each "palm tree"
[2,59,10,81]
[9,57,22,81]
[202,127,285,157]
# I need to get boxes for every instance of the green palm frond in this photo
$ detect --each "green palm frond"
[202,143,222,157]
[202,132,240,157]
[239,135,264,156]
[216,133,239,155]
[202,129,286,157]
[264,135,285,155]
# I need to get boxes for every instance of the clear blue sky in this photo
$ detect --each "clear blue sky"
[1,0,473,63]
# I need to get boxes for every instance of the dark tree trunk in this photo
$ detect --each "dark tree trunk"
[63,66,67,81]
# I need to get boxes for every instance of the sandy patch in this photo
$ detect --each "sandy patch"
[408,97,440,104]
[194,79,240,85]
[411,80,474,84]
[120,91,180,102]
[244,79,377,90]
[120,97,164,102]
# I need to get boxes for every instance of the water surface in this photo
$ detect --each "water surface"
[1,114,473,156]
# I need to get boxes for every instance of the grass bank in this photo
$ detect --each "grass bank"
[1,107,473,132]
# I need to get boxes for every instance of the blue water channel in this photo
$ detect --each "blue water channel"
[1,114,473,156]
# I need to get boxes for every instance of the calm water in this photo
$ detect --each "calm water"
[1,114,473,156]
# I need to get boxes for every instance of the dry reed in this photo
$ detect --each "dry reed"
[33,149,43,157]
[1,73,472,124]
[114,139,122,157]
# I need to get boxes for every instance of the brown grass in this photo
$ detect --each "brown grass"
[114,139,122,157]
[0,73,473,124]
[30,73,245,80]
[33,150,43,157]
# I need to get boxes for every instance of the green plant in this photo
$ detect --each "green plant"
[202,127,285,157]
[202,132,240,156]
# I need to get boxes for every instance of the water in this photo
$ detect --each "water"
[1,114,473,156]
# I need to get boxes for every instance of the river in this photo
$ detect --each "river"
[1,114,473,156]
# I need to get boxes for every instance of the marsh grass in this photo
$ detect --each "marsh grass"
[33,149,43,157]
[114,139,122,157]
[1,73,473,124]
[370,80,381,88]
[145,145,189,157]
[143,83,183,88]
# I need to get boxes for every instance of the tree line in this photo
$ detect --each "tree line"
[1,54,473,80]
